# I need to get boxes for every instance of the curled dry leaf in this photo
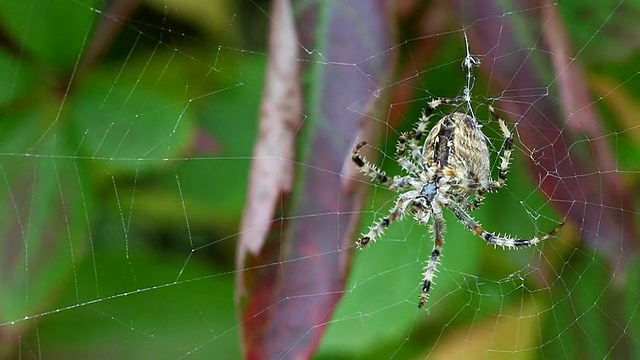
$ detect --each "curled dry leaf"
[236,0,301,265]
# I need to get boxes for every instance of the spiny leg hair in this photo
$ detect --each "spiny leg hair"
[447,201,564,248]
[352,141,420,248]
[352,141,416,191]
[356,192,417,249]
[351,141,392,186]
[395,131,423,175]
[356,205,398,249]
[398,98,460,174]
[419,206,445,308]
[487,105,514,190]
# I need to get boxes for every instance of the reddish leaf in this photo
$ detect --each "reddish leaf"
[388,2,451,126]
[236,1,394,359]
[79,0,142,71]
[447,0,636,266]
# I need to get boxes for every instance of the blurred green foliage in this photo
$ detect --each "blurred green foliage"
[0,0,265,357]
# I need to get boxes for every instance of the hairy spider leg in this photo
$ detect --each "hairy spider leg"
[409,97,460,169]
[447,201,564,248]
[403,97,459,167]
[395,131,423,175]
[419,206,445,308]
[426,97,459,114]
[356,192,417,249]
[352,140,422,249]
[351,141,418,190]
[407,110,432,161]
[486,106,514,190]
[351,141,392,185]
[396,107,436,174]
[468,171,485,210]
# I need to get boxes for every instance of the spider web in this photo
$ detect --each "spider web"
[0,0,639,359]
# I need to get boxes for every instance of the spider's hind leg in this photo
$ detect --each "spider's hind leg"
[486,106,514,190]
[448,201,564,248]
[419,210,445,308]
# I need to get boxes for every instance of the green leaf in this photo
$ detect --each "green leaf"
[20,250,240,358]
[559,0,640,63]
[541,249,632,358]
[0,0,100,69]
[0,107,92,330]
[106,56,264,230]
[68,71,193,173]
[0,50,39,106]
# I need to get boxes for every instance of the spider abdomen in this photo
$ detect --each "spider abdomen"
[423,112,491,187]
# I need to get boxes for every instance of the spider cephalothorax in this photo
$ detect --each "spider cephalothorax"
[351,98,563,308]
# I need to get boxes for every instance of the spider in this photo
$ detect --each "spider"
[351,98,564,308]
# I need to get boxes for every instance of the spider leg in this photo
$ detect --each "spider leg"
[351,141,392,186]
[351,141,416,191]
[426,97,459,115]
[447,201,564,248]
[418,206,445,308]
[485,106,513,190]
[389,175,421,191]
[398,98,462,173]
[465,171,485,211]
[356,192,417,249]
[396,114,432,172]
[395,131,423,174]
[468,190,485,211]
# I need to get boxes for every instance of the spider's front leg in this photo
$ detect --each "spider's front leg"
[401,98,458,169]
[395,131,422,174]
[351,141,392,186]
[352,141,420,248]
